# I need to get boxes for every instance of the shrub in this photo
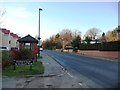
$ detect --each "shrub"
[19,49,36,60]
[2,51,11,68]
[19,49,29,60]
[10,50,19,60]
[10,48,36,61]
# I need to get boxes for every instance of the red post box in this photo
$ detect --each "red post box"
[34,47,39,54]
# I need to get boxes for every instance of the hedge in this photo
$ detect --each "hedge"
[79,41,120,51]
[100,41,120,51]
[79,43,100,50]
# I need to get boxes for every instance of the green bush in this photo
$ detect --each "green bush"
[19,49,36,60]
[19,49,29,60]
[2,49,36,68]
[10,49,36,61]
[2,51,11,68]
[10,50,20,60]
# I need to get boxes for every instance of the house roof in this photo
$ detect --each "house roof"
[10,33,19,38]
[0,28,10,34]
[0,28,20,39]
[17,34,38,43]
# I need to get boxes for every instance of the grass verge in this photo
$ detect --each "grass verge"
[37,56,43,59]
[2,61,44,77]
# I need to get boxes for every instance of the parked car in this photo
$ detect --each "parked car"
[0,46,9,51]
[40,48,43,51]
[11,47,18,51]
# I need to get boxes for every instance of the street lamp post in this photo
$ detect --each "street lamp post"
[38,8,42,56]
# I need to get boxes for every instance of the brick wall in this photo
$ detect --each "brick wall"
[78,50,120,59]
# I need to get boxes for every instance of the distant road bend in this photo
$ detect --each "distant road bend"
[44,50,119,88]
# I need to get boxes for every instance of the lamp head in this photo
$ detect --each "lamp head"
[39,8,43,11]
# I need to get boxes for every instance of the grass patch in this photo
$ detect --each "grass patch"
[37,56,43,59]
[2,61,44,77]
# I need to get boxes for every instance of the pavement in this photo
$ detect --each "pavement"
[40,52,83,88]
[2,52,82,88]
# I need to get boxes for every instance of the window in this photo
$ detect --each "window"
[9,40,11,44]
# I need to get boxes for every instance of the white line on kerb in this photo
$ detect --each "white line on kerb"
[67,72,73,78]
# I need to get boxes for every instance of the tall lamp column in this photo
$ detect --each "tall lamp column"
[38,8,42,56]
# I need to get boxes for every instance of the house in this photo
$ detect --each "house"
[0,28,20,50]
[10,33,20,49]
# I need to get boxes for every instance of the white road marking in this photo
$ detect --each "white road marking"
[67,72,73,78]
[78,82,83,86]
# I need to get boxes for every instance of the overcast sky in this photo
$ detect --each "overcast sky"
[0,1,118,40]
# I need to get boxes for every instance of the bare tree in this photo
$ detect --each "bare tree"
[42,28,81,50]
[72,30,81,38]
[0,9,6,28]
[59,29,73,45]
[85,27,101,40]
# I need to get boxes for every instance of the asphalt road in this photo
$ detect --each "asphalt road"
[44,50,119,88]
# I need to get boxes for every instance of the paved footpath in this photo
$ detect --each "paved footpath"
[40,52,83,88]
[2,52,83,88]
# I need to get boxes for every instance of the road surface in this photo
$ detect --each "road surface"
[44,50,119,88]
